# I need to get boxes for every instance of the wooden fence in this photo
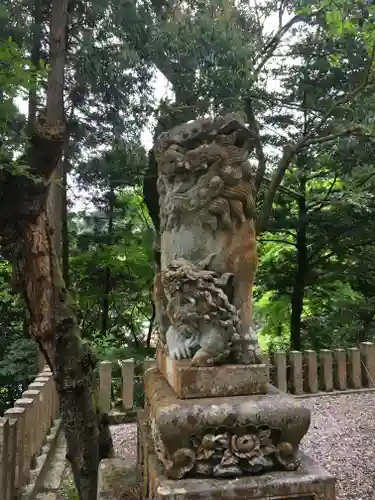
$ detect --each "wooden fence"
[0,366,59,500]
[98,342,375,412]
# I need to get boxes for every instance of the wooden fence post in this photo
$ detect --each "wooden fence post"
[4,407,25,495]
[40,368,57,424]
[99,361,112,413]
[28,381,48,447]
[0,418,9,500]
[304,350,318,393]
[14,398,33,485]
[289,351,303,395]
[360,342,375,388]
[334,348,347,390]
[121,359,135,410]
[34,375,52,430]
[6,419,17,500]
[22,389,41,465]
[273,352,287,393]
[320,349,333,392]
[347,347,362,389]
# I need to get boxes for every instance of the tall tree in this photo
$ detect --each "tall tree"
[0,1,112,497]
[135,0,375,237]
[71,141,154,347]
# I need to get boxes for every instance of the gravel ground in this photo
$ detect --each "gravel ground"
[111,424,138,464]
[300,393,375,500]
[111,392,375,500]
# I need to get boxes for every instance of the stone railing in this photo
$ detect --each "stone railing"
[0,365,60,500]
[98,342,375,413]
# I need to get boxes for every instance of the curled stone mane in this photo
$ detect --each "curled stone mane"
[162,258,242,365]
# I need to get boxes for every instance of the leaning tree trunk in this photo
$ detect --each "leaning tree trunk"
[290,177,308,351]
[0,0,112,498]
[15,215,102,498]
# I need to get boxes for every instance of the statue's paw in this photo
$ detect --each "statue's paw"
[191,348,230,367]
[169,344,193,361]
[166,327,199,360]
[191,349,215,367]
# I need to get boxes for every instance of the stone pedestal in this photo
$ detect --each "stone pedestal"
[156,347,268,398]
[138,349,336,500]
[147,453,335,500]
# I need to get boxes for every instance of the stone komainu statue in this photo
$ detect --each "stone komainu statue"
[146,113,260,366]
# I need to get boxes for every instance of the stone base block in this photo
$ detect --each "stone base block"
[97,458,139,500]
[147,452,336,499]
[156,346,268,399]
[145,368,311,480]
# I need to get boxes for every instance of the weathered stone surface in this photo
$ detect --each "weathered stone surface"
[41,432,67,491]
[97,458,138,500]
[145,368,310,480]
[137,410,155,499]
[35,493,57,500]
[153,113,261,366]
[147,452,335,499]
[156,346,268,399]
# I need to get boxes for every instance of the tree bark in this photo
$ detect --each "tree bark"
[61,106,75,289]
[0,1,112,497]
[47,160,63,259]
[28,0,42,133]
[101,187,115,337]
[61,157,70,287]
[15,217,101,498]
[290,176,308,351]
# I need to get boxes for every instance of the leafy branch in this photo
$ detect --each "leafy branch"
[309,238,375,268]
[259,238,297,247]
[253,14,307,79]
[256,79,375,235]
[307,174,338,213]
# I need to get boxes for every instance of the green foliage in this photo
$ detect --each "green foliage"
[256,145,375,350]
[308,0,375,52]
[0,19,45,414]
[0,38,29,156]
[62,483,79,500]
[254,291,291,351]
[69,188,154,347]
[0,261,38,416]
[3,0,375,418]
[0,38,37,97]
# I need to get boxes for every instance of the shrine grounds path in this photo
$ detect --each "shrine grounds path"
[111,391,375,500]
[299,393,375,500]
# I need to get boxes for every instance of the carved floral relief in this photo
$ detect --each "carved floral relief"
[152,421,300,480]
